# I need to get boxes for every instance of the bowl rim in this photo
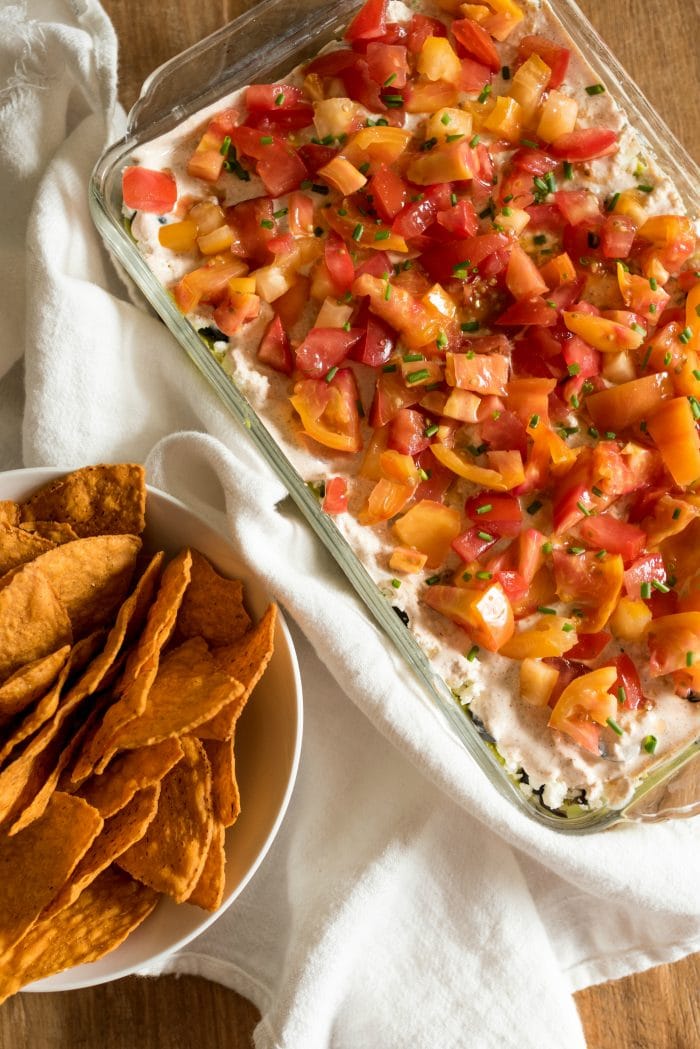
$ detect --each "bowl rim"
[0,466,303,993]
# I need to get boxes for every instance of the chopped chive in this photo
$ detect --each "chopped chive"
[562,622,574,632]
[478,84,492,103]
[570,394,580,408]
[384,282,392,301]
[631,322,646,335]
[538,606,557,615]
[446,133,464,142]
[502,206,512,216]
[391,578,401,588]
[652,579,670,593]
[592,485,603,498]
[690,396,700,420]
[374,229,391,241]
[588,426,599,439]
[588,231,600,248]
[313,226,324,237]
[382,363,397,373]
[564,161,574,180]
[403,353,424,362]
[605,431,617,440]
[638,184,654,193]
[641,345,653,369]
[640,582,651,599]
[273,207,288,218]
[595,550,607,560]
[420,136,438,152]
[501,65,511,79]
[664,351,673,366]
[649,277,658,290]
[425,423,439,437]
[527,499,543,515]
[260,135,273,145]
[617,686,627,704]
[450,192,458,206]
[577,501,591,516]
[219,135,231,156]
[475,570,492,580]
[325,366,338,383]
[643,735,658,754]
[384,72,397,86]
[522,138,540,150]
[679,327,693,345]
[469,134,481,147]
[407,369,430,384]
[467,645,480,661]
[569,546,585,555]
[529,414,540,429]
[606,192,620,212]
[586,83,605,95]
[260,219,274,229]
[461,320,480,333]
[542,541,553,554]
[606,717,623,736]
[673,507,682,520]
[477,531,494,542]
[534,233,547,245]
[426,575,441,586]
[462,571,472,582]
[418,468,429,481]
[436,331,448,349]
[687,651,695,667]
[476,504,493,515]
[343,321,351,332]
[567,363,581,376]
[693,370,700,380]
[383,94,404,104]
[352,223,364,242]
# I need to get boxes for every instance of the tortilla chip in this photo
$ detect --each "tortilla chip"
[69,550,191,784]
[117,736,213,903]
[0,866,158,1001]
[196,603,277,740]
[19,464,147,538]
[103,638,244,761]
[0,792,103,958]
[27,535,141,639]
[77,737,183,818]
[0,647,70,731]
[0,524,54,577]
[21,521,79,544]
[177,550,251,646]
[0,563,73,684]
[0,502,18,528]
[186,821,225,912]
[42,785,160,921]
[204,737,240,828]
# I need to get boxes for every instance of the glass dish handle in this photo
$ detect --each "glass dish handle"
[621,747,700,823]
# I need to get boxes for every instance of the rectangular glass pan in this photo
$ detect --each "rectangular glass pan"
[90,0,700,832]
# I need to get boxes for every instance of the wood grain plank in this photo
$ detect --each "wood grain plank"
[4,1,697,1047]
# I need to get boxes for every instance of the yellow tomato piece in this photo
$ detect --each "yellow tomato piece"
[390,546,429,574]
[342,126,412,166]
[358,427,388,481]
[318,156,367,196]
[442,388,481,423]
[548,666,618,733]
[483,96,523,142]
[424,108,473,143]
[536,90,578,143]
[609,597,652,642]
[509,54,551,123]
[379,450,421,486]
[638,214,695,247]
[417,36,462,85]
[586,372,673,432]
[613,188,648,227]
[391,500,462,568]
[188,201,226,234]
[313,97,362,138]
[407,141,476,185]
[423,583,515,652]
[686,282,700,353]
[497,206,531,236]
[406,78,460,114]
[520,658,559,707]
[158,219,198,252]
[430,444,509,491]
[486,450,525,488]
[562,311,645,353]
[647,397,700,488]
[358,479,414,525]
[500,615,578,660]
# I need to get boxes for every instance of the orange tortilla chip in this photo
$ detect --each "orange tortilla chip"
[21,521,79,544]
[102,638,244,762]
[186,821,225,912]
[0,563,73,684]
[42,785,160,921]
[77,737,183,818]
[69,550,191,784]
[0,792,103,958]
[118,736,213,902]
[196,603,277,740]
[0,524,54,576]
[177,550,251,646]
[19,464,147,538]
[0,502,18,527]
[0,867,158,1001]
[204,737,240,828]
[0,647,70,731]
[28,535,141,638]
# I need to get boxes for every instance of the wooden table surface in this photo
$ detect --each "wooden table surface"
[6,1,700,1046]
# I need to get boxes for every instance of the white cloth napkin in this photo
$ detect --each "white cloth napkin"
[3,2,700,1047]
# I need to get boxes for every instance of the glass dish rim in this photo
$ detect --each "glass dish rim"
[89,0,700,834]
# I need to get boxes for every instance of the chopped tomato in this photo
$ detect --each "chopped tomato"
[500,615,578,660]
[549,128,619,162]
[323,477,349,513]
[608,653,646,711]
[366,42,408,86]
[392,500,462,567]
[452,18,501,72]
[213,291,260,335]
[122,166,177,214]
[647,612,700,677]
[517,35,570,89]
[406,14,447,53]
[566,631,611,661]
[424,583,514,652]
[577,514,646,563]
[388,408,431,455]
[324,233,355,294]
[552,549,624,632]
[465,494,523,537]
[345,0,387,41]
[548,666,618,753]
[295,327,364,377]
[496,296,558,328]
[647,397,700,488]
[452,526,499,562]
[370,165,409,222]
[291,368,362,453]
[257,314,293,375]
[623,553,667,600]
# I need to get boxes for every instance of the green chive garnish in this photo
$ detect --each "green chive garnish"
[586,83,605,95]
[538,606,556,615]
[606,717,623,736]
[467,645,480,661]
[476,504,493,515]
[643,735,657,754]
[407,369,430,384]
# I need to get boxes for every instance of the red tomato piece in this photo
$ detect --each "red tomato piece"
[600,213,636,259]
[607,653,646,711]
[512,149,559,176]
[370,370,420,427]
[324,233,355,295]
[436,200,479,238]
[226,197,277,264]
[480,409,528,458]
[465,494,523,537]
[350,299,396,368]
[496,296,558,328]
[122,166,177,214]
[370,165,409,222]
[388,408,431,456]
[406,14,447,53]
[420,234,510,282]
[517,35,570,89]
[245,83,313,130]
[624,553,667,600]
[457,56,492,93]
[496,569,529,607]
[452,18,501,72]
[345,0,387,41]
[452,526,500,563]
[257,314,293,375]
[323,477,349,514]
[291,368,362,453]
[561,335,600,378]
[414,447,454,502]
[577,514,646,563]
[366,42,408,86]
[549,129,619,162]
[567,632,612,661]
[525,203,566,232]
[213,293,260,336]
[295,327,364,378]
[554,189,602,227]
[392,196,440,240]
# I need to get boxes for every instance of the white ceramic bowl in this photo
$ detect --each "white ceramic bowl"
[0,467,303,992]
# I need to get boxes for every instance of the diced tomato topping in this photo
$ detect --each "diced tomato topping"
[566,632,611,661]
[323,477,349,514]
[257,315,293,375]
[295,327,364,378]
[452,18,501,72]
[388,408,431,456]
[517,35,570,89]
[577,514,647,563]
[624,553,667,601]
[549,128,619,162]
[345,0,387,41]
[122,167,177,213]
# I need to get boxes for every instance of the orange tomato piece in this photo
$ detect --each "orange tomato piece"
[391,500,462,567]
[423,583,515,652]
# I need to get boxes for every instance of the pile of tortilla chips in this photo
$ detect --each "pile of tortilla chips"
[0,465,276,1001]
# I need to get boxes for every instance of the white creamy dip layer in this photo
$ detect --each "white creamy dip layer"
[129,0,700,812]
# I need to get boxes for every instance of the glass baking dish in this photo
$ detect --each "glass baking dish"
[90,0,700,832]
